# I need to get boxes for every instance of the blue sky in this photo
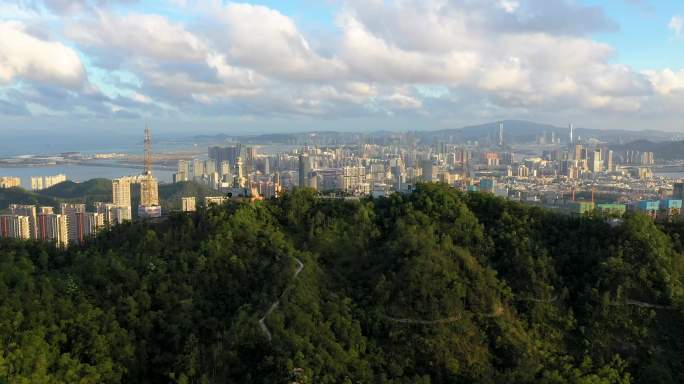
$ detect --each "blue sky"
[585,0,684,69]
[1,0,683,137]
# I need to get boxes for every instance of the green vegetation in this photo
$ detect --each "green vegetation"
[1,184,683,383]
[0,179,214,212]
[0,187,58,209]
[158,181,216,211]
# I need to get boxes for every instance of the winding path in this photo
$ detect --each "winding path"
[381,305,505,325]
[259,257,304,342]
[609,299,675,310]
[381,315,463,325]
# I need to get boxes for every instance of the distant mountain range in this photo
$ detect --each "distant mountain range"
[610,140,684,161]
[179,120,681,146]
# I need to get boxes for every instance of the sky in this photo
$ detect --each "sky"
[1,0,684,138]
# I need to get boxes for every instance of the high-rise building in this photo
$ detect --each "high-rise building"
[220,161,231,180]
[208,146,233,170]
[204,159,217,175]
[36,213,68,247]
[9,204,37,239]
[0,215,31,239]
[569,123,574,145]
[605,150,613,172]
[590,149,602,173]
[0,177,21,188]
[95,202,131,224]
[298,153,311,188]
[31,177,43,191]
[38,206,54,215]
[573,144,583,161]
[192,159,205,178]
[234,157,245,188]
[174,160,189,182]
[421,159,435,182]
[112,177,132,208]
[31,174,67,190]
[498,122,504,147]
[84,212,105,237]
[209,145,256,174]
[342,166,366,194]
[262,157,270,175]
[61,203,87,245]
[140,176,159,207]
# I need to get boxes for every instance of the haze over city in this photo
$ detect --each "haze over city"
[1,0,684,140]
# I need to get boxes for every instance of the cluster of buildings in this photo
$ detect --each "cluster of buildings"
[0,127,163,246]
[175,143,279,199]
[112,126,162,219]
[0,203,107,246]
[31,174,67,190]
[172,123,682,222]
[0,174,67,190]
[0,177,21,188]
[2,123,682,247]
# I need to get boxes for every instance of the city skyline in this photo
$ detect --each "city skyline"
[1,0,684,137]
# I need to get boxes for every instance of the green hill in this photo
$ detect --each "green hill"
[159,181,216,211]
[40,178,113,199]
[1,184,683,383]
[0,186,58,210]
[1,179,214,212]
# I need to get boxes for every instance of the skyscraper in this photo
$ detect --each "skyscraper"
[569,123,574,145]
[498,122,504,147]
[298,153,311,188]
[590,149,602,173]
[422,159,435,182]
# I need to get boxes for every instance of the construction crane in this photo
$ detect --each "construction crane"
[144,124,152,176]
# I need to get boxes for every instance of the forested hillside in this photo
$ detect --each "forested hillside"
[1,184,683,384]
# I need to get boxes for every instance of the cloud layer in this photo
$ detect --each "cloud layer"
[1,0,684,131]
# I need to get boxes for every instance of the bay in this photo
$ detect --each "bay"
[0,164,174,189]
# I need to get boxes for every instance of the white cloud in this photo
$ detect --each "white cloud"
[65,11,208,61]
[0,21,85,87]
[643,69,684,95]
[206,2,347,82]
[2,0,684,128]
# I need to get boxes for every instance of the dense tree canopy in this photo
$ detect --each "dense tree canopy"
[1,184,683,383]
